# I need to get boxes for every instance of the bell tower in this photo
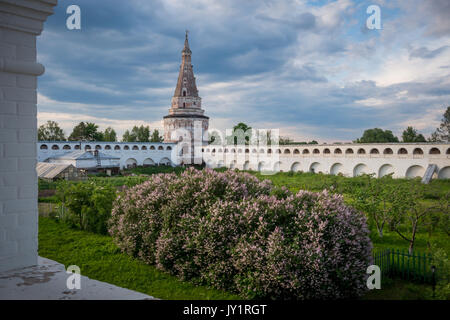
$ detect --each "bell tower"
[163,31,209,163]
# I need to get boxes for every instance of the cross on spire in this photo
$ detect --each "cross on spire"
[183,29,191,55]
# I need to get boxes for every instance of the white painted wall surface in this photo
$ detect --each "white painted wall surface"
[203,143,450,179]
[0,0,57,272]
[38,141,177,169]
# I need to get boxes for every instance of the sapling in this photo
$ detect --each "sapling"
[388,182,439,254]
[353,174,393,238]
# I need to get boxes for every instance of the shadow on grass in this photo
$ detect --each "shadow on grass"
[38,217,240,300]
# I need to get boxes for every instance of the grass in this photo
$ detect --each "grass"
[252,171,450,198]
[38,216,240,300]
[362,278,433,300]
[370,229,449,253]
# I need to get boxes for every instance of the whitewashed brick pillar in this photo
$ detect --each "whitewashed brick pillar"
[0,0,57,272]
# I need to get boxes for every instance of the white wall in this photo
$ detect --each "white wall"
[0,0,57,272]
[203,143,450,179]
[37,141,177,169]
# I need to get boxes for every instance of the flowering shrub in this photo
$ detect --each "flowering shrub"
[109,167,372,299]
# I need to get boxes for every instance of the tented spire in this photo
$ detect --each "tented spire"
[174,31,198,97]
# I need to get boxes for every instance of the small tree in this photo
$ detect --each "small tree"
[150,129,163,142]
[122,125,151,142]
[355,128,399,143]
[388,182,438,254]
[226,122,252,145]
[69,122,103,141]
[103,127,117,141]
[208,130,222,145]
[428,131,441,142]
[432,106,450,142]
[402,126,426,142]
[134,125,150,142]
[279,136,293,145]
[122,129,135,142]
[38,120,65,141]
[428,243,450,299]
[353,174,394,237]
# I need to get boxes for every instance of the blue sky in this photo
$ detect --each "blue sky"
[37,0,450,142]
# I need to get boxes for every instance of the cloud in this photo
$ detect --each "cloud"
[255,12,317,31]
[421,0,450,37]
[409,45,449,59]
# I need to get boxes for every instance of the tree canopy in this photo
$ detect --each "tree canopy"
[38,120,65,141]
[226,122,253,145]
[68,122,103,141]
[402,126,426,142]
[122,125,163,142]
[355,128,399,143]
[103,127,117,142]
[150,129,163,142]
[431,106,450,142]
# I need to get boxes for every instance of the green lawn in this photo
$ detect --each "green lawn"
[370,229,449,253]
[362,278,433,300]
[38,217,239,300]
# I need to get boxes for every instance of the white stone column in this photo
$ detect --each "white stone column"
[0,0,57,272]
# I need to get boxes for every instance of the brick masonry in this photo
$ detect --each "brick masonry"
[0,0,57,272]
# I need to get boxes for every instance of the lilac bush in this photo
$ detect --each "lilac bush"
[109,168,372,299]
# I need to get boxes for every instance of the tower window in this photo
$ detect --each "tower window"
[183,90,186,96]
[183,102,186,107]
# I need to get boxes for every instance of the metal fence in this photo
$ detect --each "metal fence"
[373,248,435,283]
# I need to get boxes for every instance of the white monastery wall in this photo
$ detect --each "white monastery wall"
[202,143,450,179]
[38,141,177,169]
[37,141,450,179]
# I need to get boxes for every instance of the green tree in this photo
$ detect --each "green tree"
[122,125,150,142]
[428,243,450,299]
[355,128,399,143]
[279,136,293,145]
[428,131,441,142]
[388,183,440,254]
[353,174,395,238]
[103,127,117,141]
[135,125,150,142]
[255,129,274,146]
[432,106,450,142]
[208,130,222,145]
[402,126,426,142]
[226,122,252,145]
[69,122,103,141]
[150,129,163,142]
[38,120,65,141]
[122,129,136,142]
